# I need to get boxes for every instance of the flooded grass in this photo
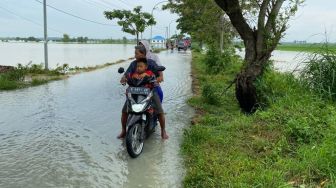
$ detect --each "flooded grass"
[183,52,336,187]
[277,43,336,53]
[0,58,132,91]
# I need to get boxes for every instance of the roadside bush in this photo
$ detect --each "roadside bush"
[191,43,202,52]
[54,64,69,74]
[29,64,45,74]
[0,68,25,81]
[301,45,336,101]
[184,51,336,187]
[256,66,301,108]
[201,83,221,105]
[203,46,237,74]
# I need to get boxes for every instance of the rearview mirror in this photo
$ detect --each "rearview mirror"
[156,66,166,72]
[118,67,125,74]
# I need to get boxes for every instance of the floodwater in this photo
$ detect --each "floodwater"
[0,50,193,188]
[271,50,307,73]
[237,50,307,73]
[0,42,135,68]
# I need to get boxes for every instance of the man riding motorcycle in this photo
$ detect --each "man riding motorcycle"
[118,45,169,140]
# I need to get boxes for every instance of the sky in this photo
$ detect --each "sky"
[0,0,335,42]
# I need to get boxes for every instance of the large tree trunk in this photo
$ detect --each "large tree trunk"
[236,46,272,113]
[136,32,139,44]
[213,0,277,113]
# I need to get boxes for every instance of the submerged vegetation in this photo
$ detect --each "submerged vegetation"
[184,51,336,187]
[0,64,66,90]
[0,58,132,91]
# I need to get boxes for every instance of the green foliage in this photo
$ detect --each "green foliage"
[0,68,25,81]
[31,79,48,86]
[163,0,235,47]
[62,34,70,43]
[62,34,88,43]
[301,44,336,101]
[0,78,21,90]
[203,46,238,74]
[277,43,336,53]
[104,6,156,43]
[201,84,221,105]
[183,52,336,187]
[0,63,68,90]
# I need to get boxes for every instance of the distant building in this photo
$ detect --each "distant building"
[151,36,165,44]
[294,40,307,44]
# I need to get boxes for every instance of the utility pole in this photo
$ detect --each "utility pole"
[150,1,168,44]
[168,20,175,40]
[43,0,48,70]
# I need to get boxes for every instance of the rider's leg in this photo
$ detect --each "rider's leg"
[153,92,169,139]
[158,113,168,139]
[118,102,128,139]
[155,86,163,103]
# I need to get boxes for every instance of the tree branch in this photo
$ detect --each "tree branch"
[256,0,271,58]
[265,0,285,32]
[214,0,254,41]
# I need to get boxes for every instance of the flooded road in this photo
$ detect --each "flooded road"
[0,51,193,188]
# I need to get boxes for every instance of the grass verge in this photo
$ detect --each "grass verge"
[183,51,336,187]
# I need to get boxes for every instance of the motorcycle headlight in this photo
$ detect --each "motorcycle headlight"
[132,103,147,113]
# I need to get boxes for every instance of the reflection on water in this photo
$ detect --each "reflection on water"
[0,42,135,68]
[0,50,193,187]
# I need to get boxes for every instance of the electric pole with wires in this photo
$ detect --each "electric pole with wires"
[43,0,48,70]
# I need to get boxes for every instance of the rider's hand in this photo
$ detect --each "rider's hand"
[120,76,127,85]
[157,76,164,83]
[137,74,146,79]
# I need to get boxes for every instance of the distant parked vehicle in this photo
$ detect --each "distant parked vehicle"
[177,40,187,51]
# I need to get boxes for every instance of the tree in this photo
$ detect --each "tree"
[104,6,156,44]
[214,0,304,112]
[27,36,40,42]
[163,0,236,48]
[122,36,127,44]
[62,34,70,43]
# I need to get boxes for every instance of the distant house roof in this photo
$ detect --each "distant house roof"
[152,35,165,40]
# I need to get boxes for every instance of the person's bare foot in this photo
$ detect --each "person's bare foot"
[117,131,126,139]
[161,130,169,140]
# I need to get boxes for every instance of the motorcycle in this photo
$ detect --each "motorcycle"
[118,66,165,158]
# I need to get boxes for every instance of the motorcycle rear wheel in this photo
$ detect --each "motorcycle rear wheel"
[126,124,144,158]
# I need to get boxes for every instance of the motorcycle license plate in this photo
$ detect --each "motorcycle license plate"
[127,87,150,95]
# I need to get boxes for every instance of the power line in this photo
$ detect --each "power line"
[0,5,63,34]
[115,0,134,9]
[99,0,124,9]
[34,0,118,26]
[85,0,118,10]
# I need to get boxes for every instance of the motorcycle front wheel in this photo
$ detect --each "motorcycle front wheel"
[126,123,144,158]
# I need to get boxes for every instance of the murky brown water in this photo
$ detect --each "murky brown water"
[0,50,193,188]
